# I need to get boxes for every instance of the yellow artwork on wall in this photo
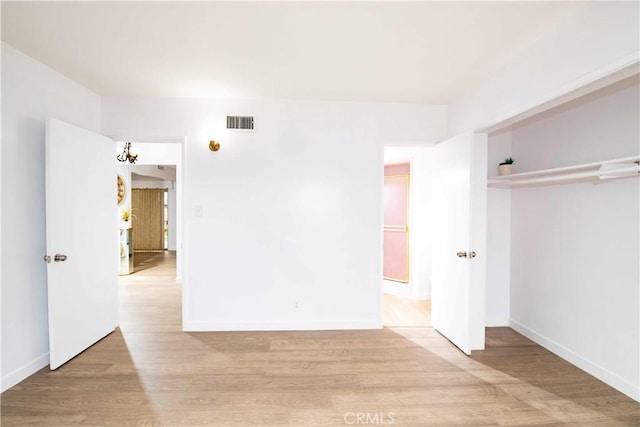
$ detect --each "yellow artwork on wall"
[117,174,126,205]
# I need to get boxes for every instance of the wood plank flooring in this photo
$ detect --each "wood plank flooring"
[2,251,638,426]
[383,294,431,327]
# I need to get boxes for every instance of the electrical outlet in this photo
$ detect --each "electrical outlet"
[292,300,300,312]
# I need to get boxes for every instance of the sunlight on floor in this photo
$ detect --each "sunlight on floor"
[391,327,621,425]
[383,294,431,327]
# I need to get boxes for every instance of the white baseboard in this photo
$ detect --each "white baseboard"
[1,352,49,393]
[485,318,510,327]
[183,319,382,332]
[509,319,640,402]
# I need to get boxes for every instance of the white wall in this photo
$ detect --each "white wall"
[383,146,435,300]
[167,187,177,251]
[117,142,182,166]
[1,43,102,391]
[129,165,176,182]
[102,97,447,331]
[485,129,511,326]
[449,2,639,135]
[509,76,640,401]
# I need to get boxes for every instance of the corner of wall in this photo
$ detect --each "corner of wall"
[510,319,640,402]
[1,352,49,393]
[485,131,512,327]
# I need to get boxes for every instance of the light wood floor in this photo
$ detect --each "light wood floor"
[383,294,431,327]
[2,252,638,426]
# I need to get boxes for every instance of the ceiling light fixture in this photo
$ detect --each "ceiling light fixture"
[117,142,138,163]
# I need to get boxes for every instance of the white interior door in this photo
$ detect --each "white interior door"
[431,132,487,354]
[45,118,118,369]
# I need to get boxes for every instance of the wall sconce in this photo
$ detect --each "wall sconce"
[117,142,138,163]
[209,140,220,152]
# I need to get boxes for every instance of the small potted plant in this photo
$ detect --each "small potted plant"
[498,157,515,176]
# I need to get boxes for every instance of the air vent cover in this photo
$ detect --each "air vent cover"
[226,115,254,130]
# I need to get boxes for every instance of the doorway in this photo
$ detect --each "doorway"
[116,141,183,313]
[383,162,410,283]
[384,295,431,327]
[382,147,434,327]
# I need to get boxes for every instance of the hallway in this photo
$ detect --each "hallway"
[383,294,431,328]
[119,251,179,332]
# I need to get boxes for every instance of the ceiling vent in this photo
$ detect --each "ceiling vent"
[226,115,254,131]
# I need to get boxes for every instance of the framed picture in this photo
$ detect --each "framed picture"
[117,174,126,205]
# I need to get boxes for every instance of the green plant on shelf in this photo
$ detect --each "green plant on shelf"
[499,157,515,165]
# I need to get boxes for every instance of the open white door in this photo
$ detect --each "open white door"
[45,118,118,369]
[431,132,487,354]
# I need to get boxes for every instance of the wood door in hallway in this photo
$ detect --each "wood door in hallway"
[383,163,410,283]
[131,189,165,250]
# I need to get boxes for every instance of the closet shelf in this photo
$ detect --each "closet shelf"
[488,156,640,188]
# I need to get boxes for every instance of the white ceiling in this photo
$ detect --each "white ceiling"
[2,1,584,104]
[131,165,176,182]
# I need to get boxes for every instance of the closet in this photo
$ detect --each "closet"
[486,74,639,401]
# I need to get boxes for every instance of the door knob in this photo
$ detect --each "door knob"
[456,251,467,258]
[43,255,51,263]
[54,254,68,262]
[469,251,477,259]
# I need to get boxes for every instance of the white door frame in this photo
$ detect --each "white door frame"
[113,137,187,325]
[380,144,437,325]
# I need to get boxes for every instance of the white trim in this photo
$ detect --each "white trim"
[183,320,382,332]
[510,319,640,402]
[488,156,640,188]
[481,52,640,134]
[1,352,49,393]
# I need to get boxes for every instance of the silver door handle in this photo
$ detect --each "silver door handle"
[54,254,68,262]
[469,251,477,259]
[43,255,51,263]
[456,251,467,258]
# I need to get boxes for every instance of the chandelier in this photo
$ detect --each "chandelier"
[117,142,138,164]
